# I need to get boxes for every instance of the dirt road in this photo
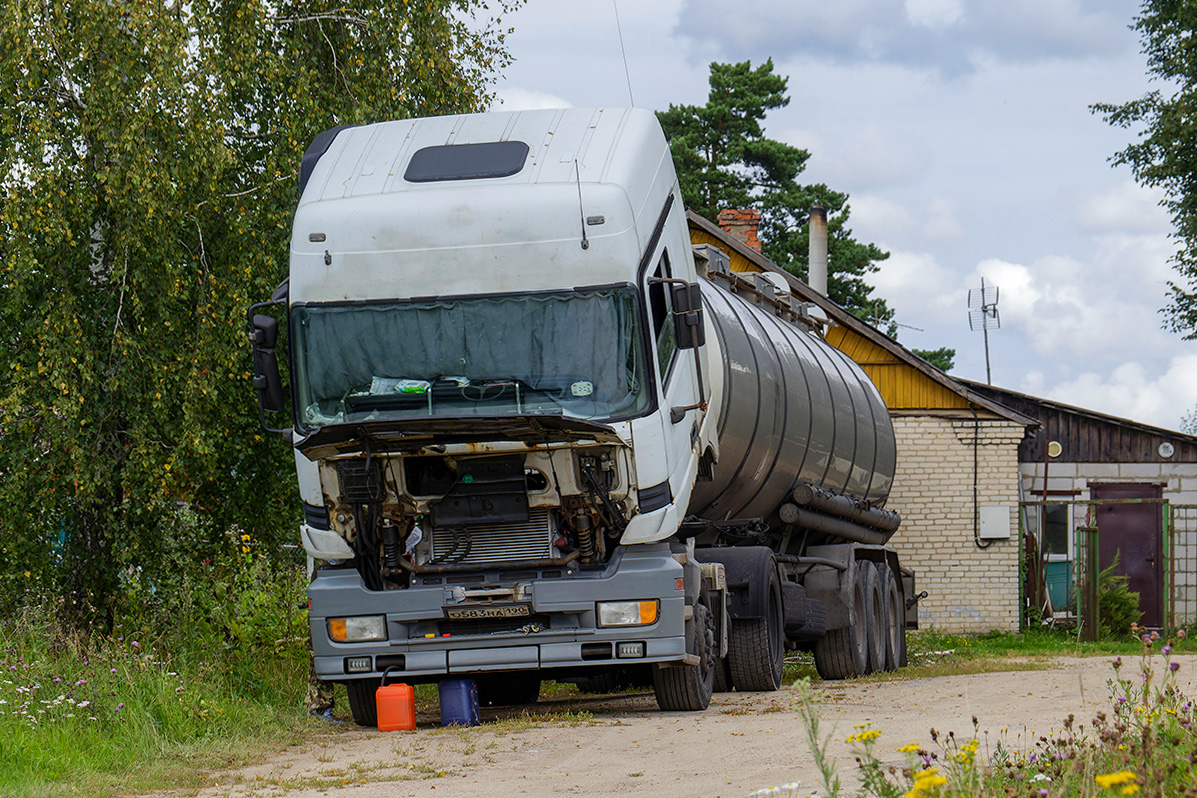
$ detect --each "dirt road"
[177,654,1197,798]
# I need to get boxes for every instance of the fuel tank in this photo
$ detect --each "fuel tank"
[687,278,897,525]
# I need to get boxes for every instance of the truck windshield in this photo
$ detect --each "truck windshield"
[291,287,650,431]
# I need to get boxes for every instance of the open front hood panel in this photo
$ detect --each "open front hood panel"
[296,414,624,459]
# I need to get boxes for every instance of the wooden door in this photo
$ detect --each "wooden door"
[1089,482,1164,628]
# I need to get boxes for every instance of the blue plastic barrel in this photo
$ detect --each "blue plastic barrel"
[439,678,480,726]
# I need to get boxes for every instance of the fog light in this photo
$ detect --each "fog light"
[616,642,645,659]
[596,600,659,627]
[345,656,373,673]
[327,615,387,642]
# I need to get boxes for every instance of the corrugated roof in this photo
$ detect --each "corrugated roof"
[962,378,1197,444]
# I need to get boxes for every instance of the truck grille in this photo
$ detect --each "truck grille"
[430,508,554,566]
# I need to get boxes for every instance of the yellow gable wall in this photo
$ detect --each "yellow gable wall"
[690,227,969,412]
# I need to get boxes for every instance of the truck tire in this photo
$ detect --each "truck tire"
[813,562,869,679]
[476,672,542,707]
[881,564,904,672]
[652,602,715,711]
[727,566,784,692]
[345,678,381,727]
[712,656,733,693]
[862,561,885,674]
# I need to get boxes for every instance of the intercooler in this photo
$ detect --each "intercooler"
[429,508,555,567]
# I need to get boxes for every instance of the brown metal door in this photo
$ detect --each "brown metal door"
[1089,482,1163,628]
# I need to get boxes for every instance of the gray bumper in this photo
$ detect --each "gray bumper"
[309,544,687,680]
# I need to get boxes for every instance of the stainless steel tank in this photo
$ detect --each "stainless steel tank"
[687,279,897,524]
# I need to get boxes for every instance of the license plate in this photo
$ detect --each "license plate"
[444,604,531,620]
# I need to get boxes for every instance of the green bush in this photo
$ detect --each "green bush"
[1099,554,1143,638]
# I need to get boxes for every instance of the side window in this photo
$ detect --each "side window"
[1042,503,1071,559]
[648,252,677,378]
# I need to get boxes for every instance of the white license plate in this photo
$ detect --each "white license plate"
[444,604,532,620]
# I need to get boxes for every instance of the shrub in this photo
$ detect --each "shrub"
[1099,553,1142,638]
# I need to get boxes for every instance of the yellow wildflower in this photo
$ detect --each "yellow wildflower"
[905,767,948,798]
[898,743,922,753]
[1095,771,1139,790]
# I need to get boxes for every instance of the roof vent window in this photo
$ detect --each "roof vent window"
[404,141,530,183]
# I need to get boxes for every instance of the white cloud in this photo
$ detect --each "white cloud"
[674,0,1129,74]
[817,126,931,190]
[1073,180,1170,234]
[871,249,965,322]
[1025,353,1197,430]
[851,195,961,242]
[922,198,964,240]
[905,0,963,29]
[490,88,573,111]
[851,195,917,238]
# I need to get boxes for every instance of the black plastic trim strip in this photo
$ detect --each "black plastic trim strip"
[299,125,357,198]
[636,193,676,280]
[304,502,331,530]
[638,479,673,514]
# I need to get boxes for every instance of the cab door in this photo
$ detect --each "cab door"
[644,248,703,513]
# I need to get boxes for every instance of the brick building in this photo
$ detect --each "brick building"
[966,380,1197,628]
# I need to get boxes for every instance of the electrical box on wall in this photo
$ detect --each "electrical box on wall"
[978,505,1012,539]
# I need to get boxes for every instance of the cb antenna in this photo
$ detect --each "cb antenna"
[967,277,1000,384]
[612,0,635,106]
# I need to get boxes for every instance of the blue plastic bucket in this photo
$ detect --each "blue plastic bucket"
[438,678,480,727]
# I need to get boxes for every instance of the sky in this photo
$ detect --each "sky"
[485,0,1197,432]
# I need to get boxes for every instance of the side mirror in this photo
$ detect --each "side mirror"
[251,314,285,414]
[670,282,705,350]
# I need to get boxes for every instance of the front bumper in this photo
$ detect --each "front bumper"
[309,543,687,681]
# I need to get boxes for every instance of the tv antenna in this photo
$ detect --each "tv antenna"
[967,278,1000,384]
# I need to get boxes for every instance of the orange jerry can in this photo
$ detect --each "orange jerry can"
[376,667,416,731]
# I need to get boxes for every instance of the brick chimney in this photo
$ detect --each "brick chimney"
[717,208,762,253]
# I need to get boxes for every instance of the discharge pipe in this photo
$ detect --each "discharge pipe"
[778,504,890,546]
[787,482,901,533]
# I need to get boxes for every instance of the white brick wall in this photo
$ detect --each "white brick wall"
[885,416,1026,633]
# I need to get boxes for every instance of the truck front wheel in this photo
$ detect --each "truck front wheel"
[652,602,715,711]
[345,678,381,727]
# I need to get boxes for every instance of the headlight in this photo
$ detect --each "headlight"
[327,615,387,642]
[597,600,659,627]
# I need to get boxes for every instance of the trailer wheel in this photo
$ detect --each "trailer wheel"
[712,656,733,693]
[813,562,869,679]
[881,565,904,672]
[652,602,715,711]
[345,678,381,727]
[476,672,542,707]
[727,566,784,691]
[862,562,885,674]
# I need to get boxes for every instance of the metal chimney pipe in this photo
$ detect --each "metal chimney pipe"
[808,205,828,295]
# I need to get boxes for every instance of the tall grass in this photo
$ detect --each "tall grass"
[0,552,315,798]
[793,631,1197,797]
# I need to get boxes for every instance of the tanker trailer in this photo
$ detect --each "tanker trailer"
[247,107,914,721]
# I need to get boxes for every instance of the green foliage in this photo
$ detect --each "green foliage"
[0,0,520,628]
[1094,2,1197,338]
[1100,554,1144,638]
[911,347,956,372]
[657,59,894,329]
[0,557,311,798]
